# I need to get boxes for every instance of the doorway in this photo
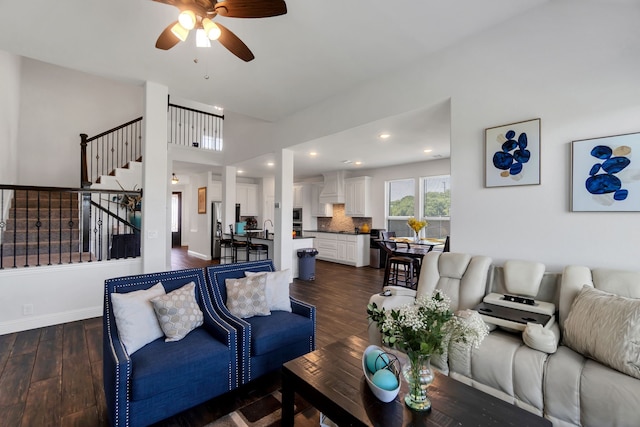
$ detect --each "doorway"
[171,192,182,247]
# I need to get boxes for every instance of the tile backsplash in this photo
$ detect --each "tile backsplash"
[316,204,372,232]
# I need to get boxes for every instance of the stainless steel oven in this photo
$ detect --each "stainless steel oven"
[292,208,302,222]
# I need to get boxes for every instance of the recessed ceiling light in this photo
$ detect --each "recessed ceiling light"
[267,162,274,166]
[423,149,433,153]
[379,133,390,139]
[309,152,317,156]
[355,161,362,165]
[237,170,244,174]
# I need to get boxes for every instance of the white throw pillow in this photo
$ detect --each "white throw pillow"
[245,269,292,312]
[110,282,166,355]
[150,282,204,342]
[563,285,640,379]
[225,274,271,318]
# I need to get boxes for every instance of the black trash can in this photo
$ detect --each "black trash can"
[297,248,318,281]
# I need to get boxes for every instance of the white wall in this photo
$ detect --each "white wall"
[0,260,142,335]
[186,172,211,259]
[0,51,20,185]
[251,1,639,272]
[17,58,143,187]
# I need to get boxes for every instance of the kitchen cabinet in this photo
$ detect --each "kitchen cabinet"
[306,232,368,267]
[344,176,372,217]
[293,184,304,208]
[310,183,333,217]
[236,183,258,216]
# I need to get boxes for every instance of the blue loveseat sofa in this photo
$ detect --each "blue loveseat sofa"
[205,260,316,384]
[103,260,316,427]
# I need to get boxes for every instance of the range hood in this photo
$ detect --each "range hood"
[319,171,347,204]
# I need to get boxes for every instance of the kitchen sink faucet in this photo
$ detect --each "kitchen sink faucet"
[263,219,274,238]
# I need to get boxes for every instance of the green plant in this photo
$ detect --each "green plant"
[115,180,142,213]
[367,291,489,357]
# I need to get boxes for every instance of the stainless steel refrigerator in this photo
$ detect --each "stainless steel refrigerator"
[211,201,222,259]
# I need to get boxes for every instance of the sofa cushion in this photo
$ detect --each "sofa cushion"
[247,311,314,356]
[225,274,271,318]
[111,282,166,355]
[129,327,231,401]
[245,269,292,312]
[563,285,640,379]
[151,282,204,342]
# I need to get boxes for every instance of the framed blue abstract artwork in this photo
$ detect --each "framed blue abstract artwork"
[485,118,541,188]
[571,132,640,212]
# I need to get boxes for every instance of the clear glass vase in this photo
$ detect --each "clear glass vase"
[402,352,434,411]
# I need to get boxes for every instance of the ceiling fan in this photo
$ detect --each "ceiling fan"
[153,0,287,62]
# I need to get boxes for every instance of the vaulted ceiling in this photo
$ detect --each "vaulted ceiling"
[0,0,550,178]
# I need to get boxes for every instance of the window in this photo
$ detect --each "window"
[387,178,415,237]
[421,175,450,239]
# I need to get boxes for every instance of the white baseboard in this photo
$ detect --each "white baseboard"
[0,306,103,335]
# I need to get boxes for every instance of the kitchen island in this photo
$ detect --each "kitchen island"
[303,230,369,267]
[226,232,315,279]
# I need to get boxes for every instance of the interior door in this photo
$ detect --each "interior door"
[171,192,182,247]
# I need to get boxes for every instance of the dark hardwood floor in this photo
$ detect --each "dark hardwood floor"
[0,247,384,426]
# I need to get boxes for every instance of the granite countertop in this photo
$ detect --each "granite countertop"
[303,230,366,236]
[225,233,314,241]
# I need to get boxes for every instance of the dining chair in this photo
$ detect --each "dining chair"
[378,240,420,290]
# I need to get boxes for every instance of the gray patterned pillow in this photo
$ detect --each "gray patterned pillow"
[563,285,640,379]
[225,274,271,319]
[150,282,204,342]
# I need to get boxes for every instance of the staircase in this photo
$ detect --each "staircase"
[1,190,81,266]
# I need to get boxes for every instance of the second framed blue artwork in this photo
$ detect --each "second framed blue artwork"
[485,118,541,188]
[571,132,640,212]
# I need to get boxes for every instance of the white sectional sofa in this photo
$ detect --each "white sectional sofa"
[368,252,640,427]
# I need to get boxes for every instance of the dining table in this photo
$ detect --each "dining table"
[389,238,444,259]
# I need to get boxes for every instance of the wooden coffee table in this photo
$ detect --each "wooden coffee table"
[282,335,551,427]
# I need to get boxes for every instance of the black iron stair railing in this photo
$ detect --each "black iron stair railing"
[0,185,142,269]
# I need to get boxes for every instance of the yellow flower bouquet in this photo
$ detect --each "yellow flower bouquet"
[407,217,428,234]
[407,217,428,242]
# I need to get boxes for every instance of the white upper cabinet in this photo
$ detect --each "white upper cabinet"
[310,183,333,217]
[236,183,259,216]
[293,184,304,208]
[344,176,372,217]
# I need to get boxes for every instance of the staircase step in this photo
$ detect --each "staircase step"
[1,228,80,244]
[1,240,81,256]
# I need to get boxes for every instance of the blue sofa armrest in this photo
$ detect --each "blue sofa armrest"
[290,296,316,351]
[103,298,133,427]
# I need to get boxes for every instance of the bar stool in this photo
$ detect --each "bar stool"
[378,240,420,290]
[219,236,235,264]
[247,240,269,261]
[228,225,247,262]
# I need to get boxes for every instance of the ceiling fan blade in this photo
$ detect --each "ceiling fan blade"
[216,22,254,62]
[156,21,181,50]
[214,0,287,18]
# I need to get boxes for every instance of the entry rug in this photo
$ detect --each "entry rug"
[204,390,310,427]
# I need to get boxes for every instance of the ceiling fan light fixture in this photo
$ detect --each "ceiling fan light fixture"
[196,29,211,47]
[202,18,221,40]
[170,22,189,42]
[178,10,197,30]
